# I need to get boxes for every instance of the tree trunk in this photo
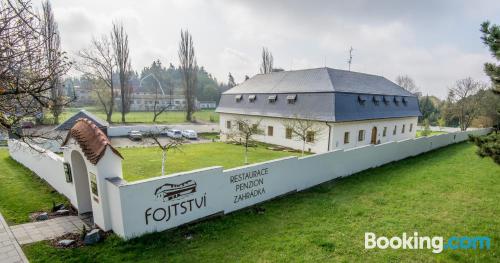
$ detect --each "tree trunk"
[161,149,167,176]
[302,140,305,157]
[244,140,249,164]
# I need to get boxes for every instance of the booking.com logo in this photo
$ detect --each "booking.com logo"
[365,232,491,254]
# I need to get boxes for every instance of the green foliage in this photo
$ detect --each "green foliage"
[469,132,500,164]
[420,119,432,136]
[140,60,227,102]
[418,95,443,125]
[481,21,500,94]
[23,143,500,262]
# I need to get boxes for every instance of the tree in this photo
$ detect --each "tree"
[438,117,446,131]
[228,72,236,88]
[143,128,185,176]
[282,116,323,156]
[150,73,168,122]
[78,35,115,122]
[0,0,71,144]
[447,78,486,131]
[480,21,500,94]
[395,75,420,94]
[420,119,432,136]
[178,30,197,122]
[42,0,65,124]
[225,119,264,164]
[260,47,273,74]
[111,22,131,122]
[244,75,250,81]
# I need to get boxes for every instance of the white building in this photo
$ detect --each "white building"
[216,67,421,154]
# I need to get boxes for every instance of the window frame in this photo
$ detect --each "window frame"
[393,125,397,135]
[358,130,365,142]
[383,127,387,137]
[306,131,315,143]
[344,132,350,144]
[226,120,231,129]
[285,127,293,139]
[267,126,274,136]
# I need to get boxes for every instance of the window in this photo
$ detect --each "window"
[268,95,277,103]
[358,130,365,141]
[409,123,413,132]
[306,131,315,143]
[248,94,256,102]
[393,125,397,135]
[344,132,350,144]
[357,95,367,104]
[286,94,297,104]
[402,97,408,105]
[235,94,243,102]
[402,124,405,133]
[238,122,244,131]
[268,126,274,136]
[383,127,387,137]
[285,127,293,139]
[226,121,231,129]
[252,124,258,130]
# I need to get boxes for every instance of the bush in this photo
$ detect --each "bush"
[469,132,500,164]
[421,119,432,137]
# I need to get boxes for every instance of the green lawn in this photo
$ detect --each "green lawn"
[416,130,446,137]
[22,142,500,262]
[54,107,219,124]
[0,150,68,225]
[120,142,297,181]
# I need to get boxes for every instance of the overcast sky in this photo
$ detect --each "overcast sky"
[45,0,500,98]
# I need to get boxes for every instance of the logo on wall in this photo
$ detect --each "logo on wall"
[154,180,197,202]
[145,179,206,225]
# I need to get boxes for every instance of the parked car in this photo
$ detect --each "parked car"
[182,130,198,139]
[166,129,182,139]
[128,130,143,141]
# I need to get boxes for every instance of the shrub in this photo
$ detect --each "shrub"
[421,119,432,137]
[469,132,500,164]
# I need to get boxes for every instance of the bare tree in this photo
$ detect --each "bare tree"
[78,35,115,122]
[228,72,236,88]
[1,0,71,144]
[395,75,420,95]
[225,119,264,164]
[151,74,167,122]
[111,22,131,123]
[260,47,273,74]
[447,77,486,131]
[282,116,323,156]
[143,128,185,176]
[178,30,197,122]
[41,0,65,124]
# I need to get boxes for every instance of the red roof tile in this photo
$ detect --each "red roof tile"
[62,118,123,165]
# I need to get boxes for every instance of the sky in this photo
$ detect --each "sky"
[44,0,500,98]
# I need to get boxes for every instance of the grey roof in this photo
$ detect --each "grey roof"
[216,67,421,122]
[223,67,415,96]
[55,109,109,131]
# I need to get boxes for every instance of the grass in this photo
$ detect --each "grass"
[0,150,68,225]
[54,107,219,124]
[120,142,297,181]
[22,142,500,262]
[416,130,446,137]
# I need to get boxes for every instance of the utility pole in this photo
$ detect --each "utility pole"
[348,46,354,71]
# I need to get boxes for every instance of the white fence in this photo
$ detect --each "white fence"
[7,128,491,239]
[7,141,77,207]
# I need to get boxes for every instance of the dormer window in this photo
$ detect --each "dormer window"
[286,94,297,104]
[235,94,243,102]
[268,95,277,103]
[382,96,390,105]
[372,95,381,105]
[358,95,367,104]
[402,97,408,105]
[248,94,256,102]
[393,96,401,105]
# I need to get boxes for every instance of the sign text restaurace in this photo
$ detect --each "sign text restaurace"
[230,167,268,203]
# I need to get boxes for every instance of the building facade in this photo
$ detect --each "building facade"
[216,67,421,153]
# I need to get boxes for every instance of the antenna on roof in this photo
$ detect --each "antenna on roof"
[347,46,354,71]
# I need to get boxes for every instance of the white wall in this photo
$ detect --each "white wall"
[9,128,492,240]
[108,128,490,239]
[7,140,77,207]
[331,117,418,150]
[219,113,331,153]
[219,113,417,153]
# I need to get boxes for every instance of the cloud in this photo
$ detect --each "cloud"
[48,0,499,98]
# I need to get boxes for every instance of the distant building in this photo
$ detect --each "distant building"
[73,86,95,106]
[216,67,422,153]
[198,101,217,109]
[114,92,199,111]
[55,109,109,135]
